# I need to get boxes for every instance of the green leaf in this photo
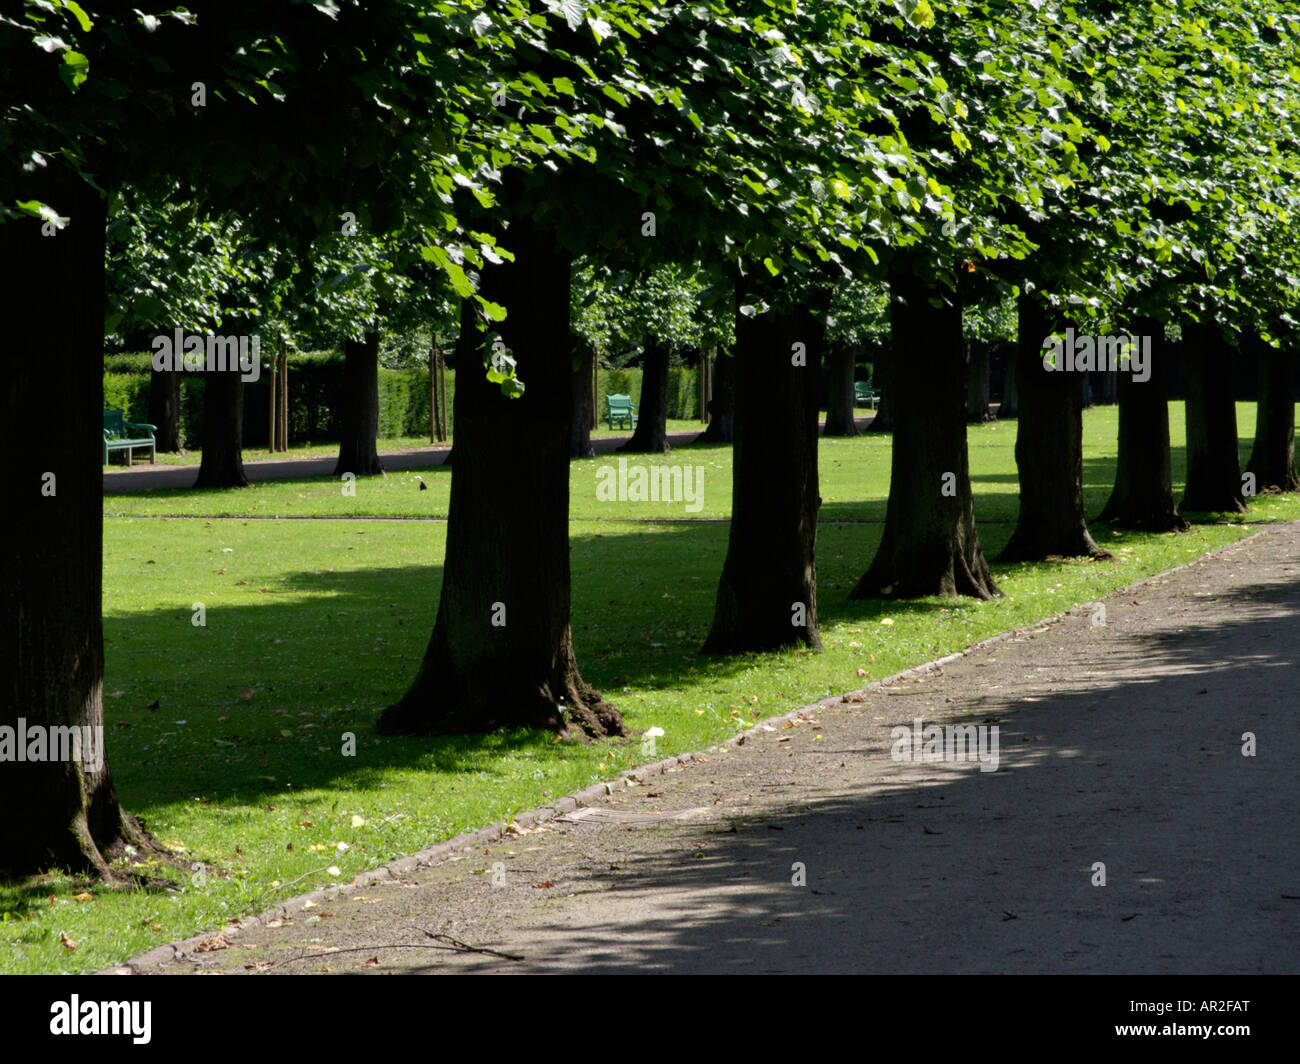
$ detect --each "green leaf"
[63,2,92,32]
[544,0,587,31]
[59,49,89,91]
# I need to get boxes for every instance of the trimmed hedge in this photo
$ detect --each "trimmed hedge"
[104,352,699,449]
[596,365,699,421]
[104,351,456,448]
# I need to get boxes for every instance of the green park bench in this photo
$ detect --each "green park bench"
[605,393,639,430]
[103,409,157,466]
[854,382,880,410]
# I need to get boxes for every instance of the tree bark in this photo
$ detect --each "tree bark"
[998,349,1018,418]
[699,347,711,424]
[851,270,999,600]
[823,341,859,436]
[1000,294,1110,560]
[1,174,163,879]
[965,338,993,422]
[379,218,624,739]
[1181,317,1246,513]
[434,345,444,442]
[866,343,894,432]
[570,337,595,458]
[697,348,735,442]
[1245,335,1299,493]
[335,331,385,476]
[620,341,670,453]
[148,366,182,451]
[193,353,249,488]
[1095,367,1118,405]
[701,283,824,654]
[1097,317,1187,531]
[275,344,288,452]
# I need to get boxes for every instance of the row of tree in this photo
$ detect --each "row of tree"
[3,0,1298,878]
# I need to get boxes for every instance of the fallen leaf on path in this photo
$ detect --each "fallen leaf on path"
[194,933,230,953]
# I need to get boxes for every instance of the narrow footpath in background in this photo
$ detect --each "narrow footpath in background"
[102,416,876,494]
[116,522,1300,975]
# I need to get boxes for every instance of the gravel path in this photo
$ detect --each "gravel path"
[118,522,1300,975]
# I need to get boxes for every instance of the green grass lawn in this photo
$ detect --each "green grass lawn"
[5,402,1296,974]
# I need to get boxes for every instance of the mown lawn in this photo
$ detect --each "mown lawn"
[3,402,1295,973]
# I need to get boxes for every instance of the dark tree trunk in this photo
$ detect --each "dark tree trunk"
[966,338,993,422]
[999,350,1018,418]
[1095,367,1118,405]
[1,174,163,879]
[1181,317,1246,513]
[1000,295,1110,560]
[1245,336,1299,493]
[1097,317,1187,531]
[570,337,595,458]
[148,367,182,451]
[621,341,670,453]
[1081,370,1093,409]
[697,349,735,442]
[193,360,249,488]
[702,284,824,654]
[379,217,624,739]
[866,344,894,432]
[851,270,999,600]
[823,341,859,436]
[335,331,385,477]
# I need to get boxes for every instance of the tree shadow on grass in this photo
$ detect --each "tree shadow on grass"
[97,516,1025,816]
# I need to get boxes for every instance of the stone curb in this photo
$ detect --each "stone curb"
[99,526,1268,974]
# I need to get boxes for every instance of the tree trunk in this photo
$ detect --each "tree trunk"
[148,367,182,451]
[823,341,859,436]
[1245,335,1299,493]
[866,344,894,432]
[434,345,444,442]
[439,345,449,440]
[699,347,712,424]
[275,344,288,452]
[379,218,624,739]
[1000,295,1110,560]
[1095,367,1118,404]
[1181,317,1246,513]
[570,337,595,458]
[697,349,735,442]
[1097,317,1187,531]
[1,174,162,879]
[193,357,249,488]
[999,350,1018,418]
[701,284,824,654]
[851,270,999,600]
[965,338,993,422]
[620,341,670,452]
[335,331,385,476]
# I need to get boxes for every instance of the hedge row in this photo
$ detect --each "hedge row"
[103,354,701,448]
[597,366,699,421]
